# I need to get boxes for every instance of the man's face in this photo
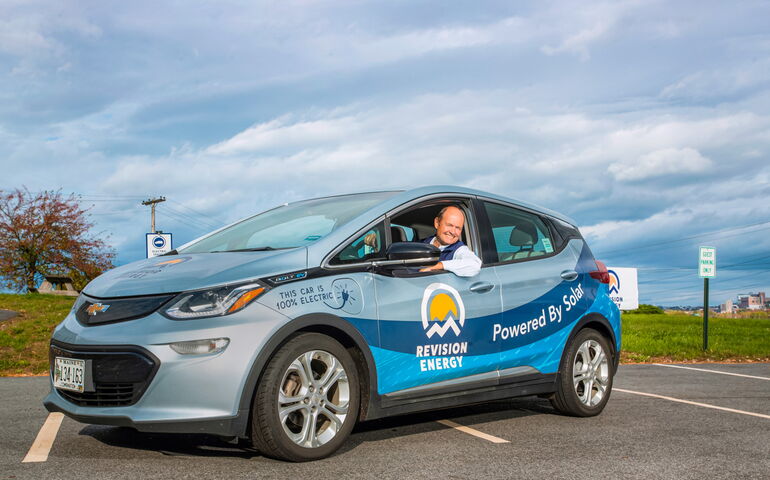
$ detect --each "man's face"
[434,207,465,246]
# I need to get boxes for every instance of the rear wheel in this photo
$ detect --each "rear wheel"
[251,333,360,461]
[551,328,613,417]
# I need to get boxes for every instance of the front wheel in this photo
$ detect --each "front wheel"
[251,333,360,461]
[550,328,614,417]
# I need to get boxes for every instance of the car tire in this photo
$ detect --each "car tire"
[550,328,613,417]
[251,333,360,462]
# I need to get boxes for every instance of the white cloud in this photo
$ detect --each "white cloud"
[0,1,101,70]
[540,0,646,60]
[80,90,769,234]
[608,147,712,181]
[661,59,770,101]
[206,116,361,155]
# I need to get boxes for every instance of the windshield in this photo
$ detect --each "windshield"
[179,191,399,253]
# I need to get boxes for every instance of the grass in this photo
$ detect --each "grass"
[621,312,770,363]
[0,294,769,376]
[0,293,75,375]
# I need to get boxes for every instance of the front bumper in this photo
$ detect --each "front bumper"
[44,301,289,437]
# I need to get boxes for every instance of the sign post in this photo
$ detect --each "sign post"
[698,246,716,350]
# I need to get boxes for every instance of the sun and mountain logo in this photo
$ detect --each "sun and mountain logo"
[421,283,465,338]
[608,269,621,295]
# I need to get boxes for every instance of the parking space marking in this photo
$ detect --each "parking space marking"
[436,419,510,443]
[653,363,770,380]
[615,388,770,419]
[22,413,64,463]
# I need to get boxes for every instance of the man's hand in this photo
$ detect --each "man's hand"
[419,262,444,273]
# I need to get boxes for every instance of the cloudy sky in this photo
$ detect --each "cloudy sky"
[1,0,769,305]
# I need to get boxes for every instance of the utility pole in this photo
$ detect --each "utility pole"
[142,196,166,233]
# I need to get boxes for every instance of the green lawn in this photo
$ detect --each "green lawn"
[621,312,770,362]
[0,293,75,375]
[1,294,769,376]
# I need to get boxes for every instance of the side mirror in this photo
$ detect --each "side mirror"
[383,242,440,264]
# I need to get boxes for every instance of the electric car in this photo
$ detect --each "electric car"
[45,186,621,462]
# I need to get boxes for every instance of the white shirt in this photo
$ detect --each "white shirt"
[427,236,482,277]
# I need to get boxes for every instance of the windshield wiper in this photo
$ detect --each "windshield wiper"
[211,246,290,253]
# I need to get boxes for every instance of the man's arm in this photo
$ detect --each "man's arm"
[420,248,482,277]
[440,245,482,277]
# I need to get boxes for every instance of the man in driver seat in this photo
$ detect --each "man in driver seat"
[418,205,481,277]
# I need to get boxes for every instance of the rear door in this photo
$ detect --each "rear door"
[371,196,502,396]
[480,200,582,376]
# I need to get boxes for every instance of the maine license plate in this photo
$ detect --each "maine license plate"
[54,357,85,393]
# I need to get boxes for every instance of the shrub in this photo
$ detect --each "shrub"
[625,304,664,314]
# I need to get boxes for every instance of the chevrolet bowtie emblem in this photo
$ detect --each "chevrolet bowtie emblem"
[86,303,110,316]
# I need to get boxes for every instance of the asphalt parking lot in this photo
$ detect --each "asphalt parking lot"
[1,363,768,480]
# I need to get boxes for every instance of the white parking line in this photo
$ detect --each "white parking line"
[436,419,509,443]
[615,388,770,420]
[22,413,64,463]
[653,363,770,381]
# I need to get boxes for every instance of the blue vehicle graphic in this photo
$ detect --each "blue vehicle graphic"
[45,186,621,461]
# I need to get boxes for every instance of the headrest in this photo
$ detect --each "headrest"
[509,224,535,246]
[390,226,407,243]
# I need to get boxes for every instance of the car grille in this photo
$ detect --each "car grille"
[58,383,135,407]
[50,342,160,408]
[75,293,175,326]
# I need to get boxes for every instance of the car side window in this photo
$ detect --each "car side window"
[483,202,555,263]
[329,222,387,265]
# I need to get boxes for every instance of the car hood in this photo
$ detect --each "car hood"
[82,248,307,298]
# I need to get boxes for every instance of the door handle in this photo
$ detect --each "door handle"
[560,270,579,281]
[469,282,495,293]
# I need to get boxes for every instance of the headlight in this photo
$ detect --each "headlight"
[163,283,266,319]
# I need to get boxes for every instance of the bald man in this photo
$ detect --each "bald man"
[418,206,482,277]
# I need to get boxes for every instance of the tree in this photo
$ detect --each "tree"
[0,188,115,293]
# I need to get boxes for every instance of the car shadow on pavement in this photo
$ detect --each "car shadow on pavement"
[339,396,556,453]
[77,396,556,460]
[78,425,260,459]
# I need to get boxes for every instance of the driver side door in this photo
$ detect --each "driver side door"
[371,198,502,396]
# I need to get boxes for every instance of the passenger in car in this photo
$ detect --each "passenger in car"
[418,205,482,277]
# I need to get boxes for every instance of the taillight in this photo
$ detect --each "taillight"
[590,260,610,284]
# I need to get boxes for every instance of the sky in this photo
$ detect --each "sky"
[1,0,769,306]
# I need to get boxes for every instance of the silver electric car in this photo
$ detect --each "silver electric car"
[46,186,621,461]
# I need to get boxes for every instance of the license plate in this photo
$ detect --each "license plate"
[54,357,85,393]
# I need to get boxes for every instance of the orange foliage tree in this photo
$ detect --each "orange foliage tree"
[0,188,115,292]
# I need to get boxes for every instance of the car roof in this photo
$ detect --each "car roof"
[287,185,575,225]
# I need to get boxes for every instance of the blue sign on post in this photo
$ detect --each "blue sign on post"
[146,233,173,258]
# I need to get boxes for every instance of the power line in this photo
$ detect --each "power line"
[637,254,770,284]
[168,199,227,226]
[641,270,770,295]
[163,205,222,230]
[156,207,217,234]
[599,219,770,255]
[158,205,222,231]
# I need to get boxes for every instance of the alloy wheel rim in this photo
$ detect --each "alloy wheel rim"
[278,350,350,448]
[572,339,609,407]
